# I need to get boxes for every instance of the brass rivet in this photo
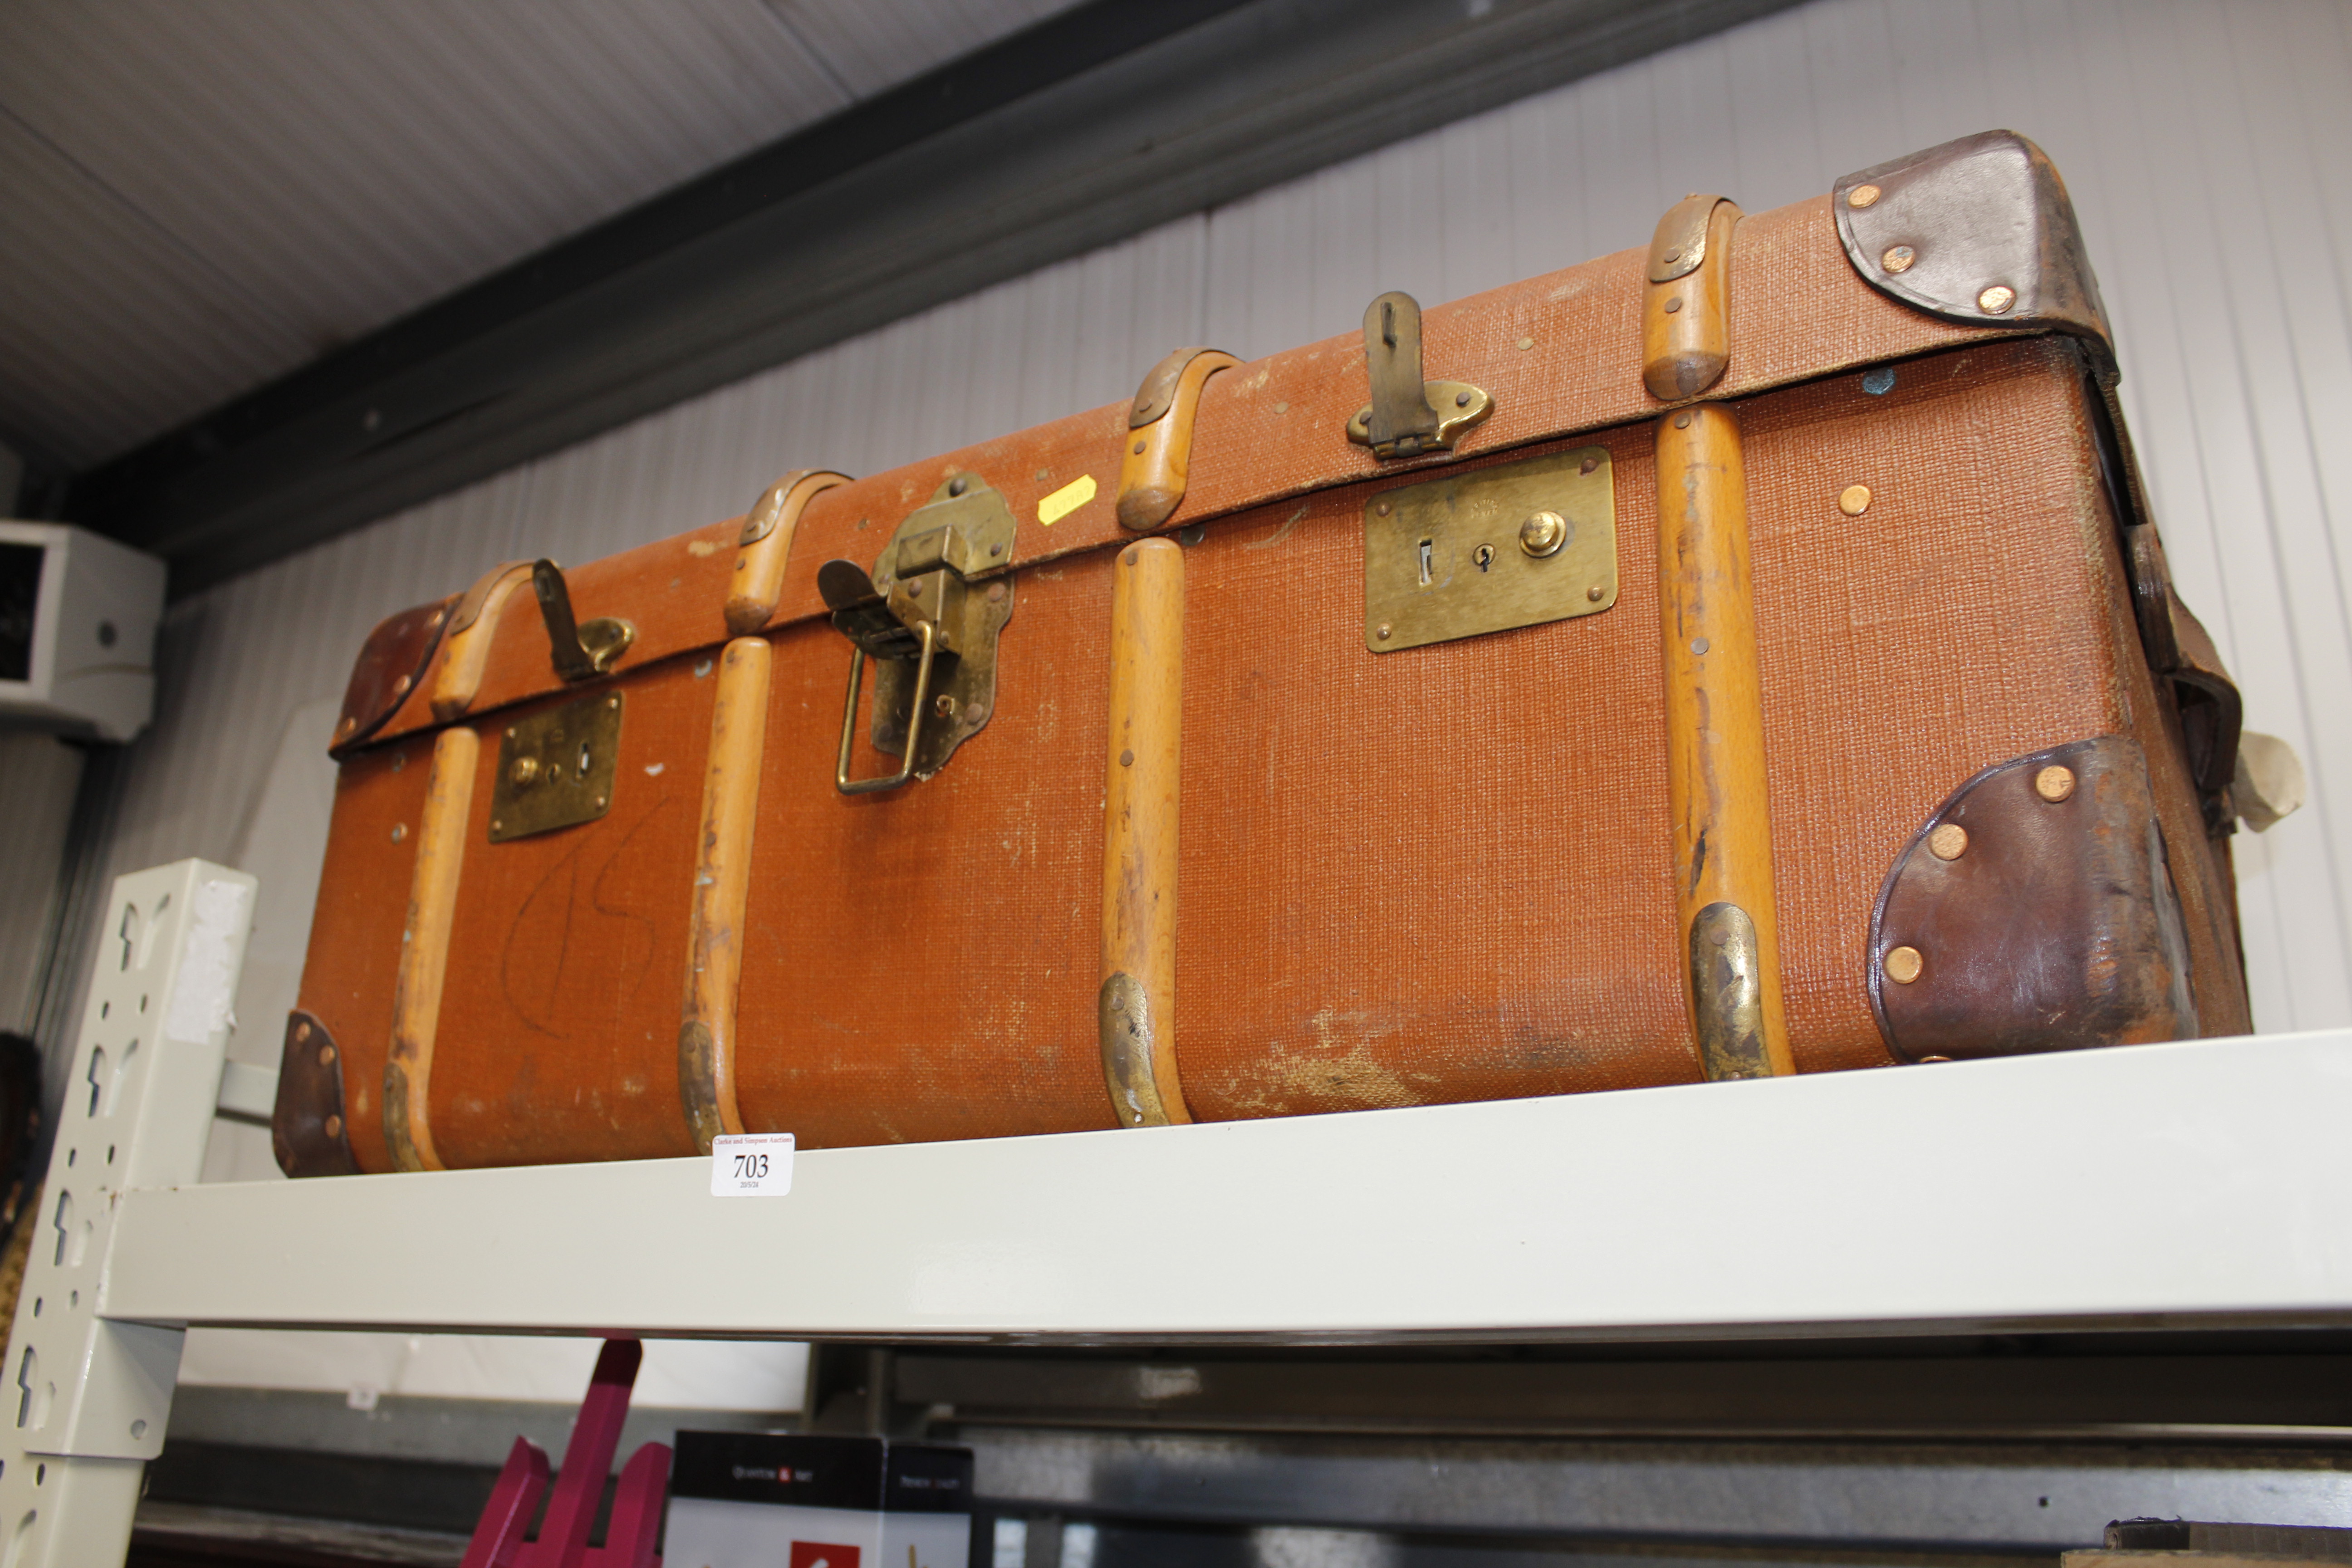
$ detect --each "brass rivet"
[1927,823,1969,861]
[1674,412,1692,429]
[1519,511,1568,558]
[1455,390,1471,408]
[2035,764,2077,803]
[1580,456,1598,475]
[948,475,969,496]
[510,755,540,785]
[593,794,607,809]
[1376,500,1392,515]
[965,701,985,723]
[987,582,1007,603]
[506,726,516,739]
[392,674,410,695]
[491,818,503,832]
[318,1044,335,1068]
[1883,946,1924,985]
[934,695,956,718]
[1663,297,1683,314]
[1847,183,1882,209]
[295,1022,313,1044]
[428,610,445,627]
[1661,249,1681,265]
[1515,337,1534,351]
[989,542,1004,556]
[1376,623,1392,640]
[1587,585,1605,602]
[1120,749,1135,767]
[1122,547,1140,566]
[1977,284,2017,315]
[1839,484,1872,516]
[1132,439,1147,455]
[390,823,407,843]
[608,696,619,709]
[1882,244,1916,274]
[324,1115,343,1139]
[338,716,356,735]
[1690,637,1710,656]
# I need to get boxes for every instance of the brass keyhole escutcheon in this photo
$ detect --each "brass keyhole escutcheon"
[1473,544,1495,571]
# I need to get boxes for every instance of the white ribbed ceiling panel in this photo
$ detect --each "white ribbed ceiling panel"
[0,0,1077,470]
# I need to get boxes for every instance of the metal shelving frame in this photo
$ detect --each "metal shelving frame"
[11,861,2352,1564]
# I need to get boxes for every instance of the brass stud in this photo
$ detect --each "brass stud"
[318,1044,335,1068]
[491,818,503,832]
[338,716,357,736]
[1587,585,1605,602]
[1882,245,1916,274]
[2034,764,2077,803]
[987,582,1007,603]
[1847,183,1882,209]
[1580,456,1598,475]
[1977,284,2017,315]
[1519,511,1567,558]
[295,1021,312,1044]
[1375,500,1392,516]
[392,674,410,696]
[1927,823,1969,861]
[1674,412,1692,429]
[1132,439,1147,455]
[593,794,606,809]
[390,823,407,843]
[1119,749,1135,768]
[1375,622,1392,640]
[1838,484,1873,517]
[323,1114,343,1139]
[1663,297,1683,314]
[1883,946,1924,985]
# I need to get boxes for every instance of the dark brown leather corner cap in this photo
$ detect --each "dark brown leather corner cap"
[1833,129,2112,371]
[1869,735,2196,1063]
[272,1009,358,1178]
[328,597,452,758]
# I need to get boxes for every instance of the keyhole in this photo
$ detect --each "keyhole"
[1382,301,1398,351]
[1417,539,1434,587]
[1474,544,1495,572]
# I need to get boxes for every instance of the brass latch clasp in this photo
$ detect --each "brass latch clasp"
[531,559,635,681]
[819,472,1017,794]
[1348,290,1492,458]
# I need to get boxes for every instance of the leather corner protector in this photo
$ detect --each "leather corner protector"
[1834,129,2113,367]
[1118,348,1238,533]
[330,598,452,756]
[272,1009,359,1178]
[1868,735,2197,1063]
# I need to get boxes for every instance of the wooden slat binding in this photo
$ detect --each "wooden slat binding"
[678,636,771,1151]
[1642,196,1741,402]
[1654,402,1793,1081]
[725,470,851,636]
[429,560,535,721]
[383,725,478,1171]
[1117,348,1238,533]
[1099,539,1192,1126]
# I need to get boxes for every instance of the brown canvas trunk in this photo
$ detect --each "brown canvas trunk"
[275,130,2252,1178]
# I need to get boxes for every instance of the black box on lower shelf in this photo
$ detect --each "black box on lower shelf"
[667,1433,974,1568]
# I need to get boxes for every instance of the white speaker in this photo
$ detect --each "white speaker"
[0,521,166,743]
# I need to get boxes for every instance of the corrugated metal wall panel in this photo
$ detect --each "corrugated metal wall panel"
[89,0,2352,1066]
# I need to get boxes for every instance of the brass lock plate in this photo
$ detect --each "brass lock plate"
[488,690,622,843]
[1364,445,1615,652]
[866,475,1017,775]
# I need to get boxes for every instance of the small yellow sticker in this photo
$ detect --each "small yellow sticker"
[1038,473,1097,525]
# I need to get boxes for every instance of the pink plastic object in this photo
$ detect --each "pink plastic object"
[460,1338,675,1568]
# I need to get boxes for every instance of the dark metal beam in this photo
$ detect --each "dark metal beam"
[68,0,1799,594]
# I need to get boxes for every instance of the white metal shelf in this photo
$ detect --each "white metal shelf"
[107,1026,2352,1344]
[18,861,2352,1568]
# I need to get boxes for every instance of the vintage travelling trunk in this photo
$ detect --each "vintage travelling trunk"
[274,129,2254,1177]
